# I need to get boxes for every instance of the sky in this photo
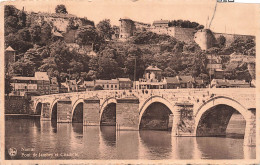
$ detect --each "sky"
[6,0,259,35]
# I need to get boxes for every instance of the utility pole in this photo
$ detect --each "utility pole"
[134,57,137,90]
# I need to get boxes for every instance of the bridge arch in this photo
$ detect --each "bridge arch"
[139,96,175,130]
[35,102,42,115]
[194,96,249,136]
[71,99,84,123]
[50,99,59,121]
[100,98,117,125]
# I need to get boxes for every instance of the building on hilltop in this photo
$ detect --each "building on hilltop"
[119,17,136,40]
[152,19,169,27]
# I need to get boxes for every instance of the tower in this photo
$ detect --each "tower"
[119,17,135,39]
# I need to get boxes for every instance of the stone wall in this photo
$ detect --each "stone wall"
[174,27,196,43]
[214,33,255,46]
[83,99,100,125]
[57,99,71,122]
[116,97,139,130]
[5,96,29,114]
[27,13,94,33]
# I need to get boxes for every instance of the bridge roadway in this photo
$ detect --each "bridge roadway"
[30,88,256,146]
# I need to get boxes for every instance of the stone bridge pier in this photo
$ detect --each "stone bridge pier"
[31,89,256,147]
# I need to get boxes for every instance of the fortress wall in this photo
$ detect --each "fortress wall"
[149,27,175,36]
[27,14,93,33]
[174,27,196,43]
[214,33,255,46]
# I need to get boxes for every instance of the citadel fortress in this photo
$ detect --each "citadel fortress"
[24,11,255,50]
[118,17,255,50]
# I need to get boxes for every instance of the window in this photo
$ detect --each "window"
[115,85,117,88]
[107,85,109,88]
[111,85,113,88]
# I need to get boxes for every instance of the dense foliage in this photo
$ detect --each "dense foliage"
[168,20,204,30]
[5,5,256,86]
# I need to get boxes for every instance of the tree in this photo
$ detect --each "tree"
[162,67,177,77]
[98,55,119,79]
[23,45,43,69]
[217,35,226,48]
[29,25,41,43]
[97,19,113,40]
[10,58,35,76]
[5,5,19,17]
[39,57,58,76]
[17,9,26,28]
[41,22,52,45]
[55,4,68,14]
[75,25,99,46]
[86,70,97,80]
[67,59,84,80]
[5,33,33,54]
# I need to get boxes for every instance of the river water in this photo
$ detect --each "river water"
[5,114,256,160]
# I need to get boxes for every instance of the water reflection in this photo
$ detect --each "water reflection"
[196,137,244,159]
[100,126,116,147]
[5,118,256,160]
[139,130,172,159]
[116,131,139,159]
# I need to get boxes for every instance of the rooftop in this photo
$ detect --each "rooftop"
[212,79,249,86]
[12,76,36,81]
[118,78,131,81]
[165,76,194,84]
[96,79,118,84]
[119,17,132,21]
[5,46,15,51]
[145,66,162,71]
[153,20,169,25]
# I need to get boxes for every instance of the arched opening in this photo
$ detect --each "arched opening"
[72,102,83,123]
[100,103,116,126]
[36,102,42,115]
[139,102,173,131]
[196,104,246,137]
[51,103,57,122]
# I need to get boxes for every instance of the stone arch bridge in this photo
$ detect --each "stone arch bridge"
[30,88,256,146]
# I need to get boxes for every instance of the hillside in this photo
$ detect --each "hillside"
[4,5,256,85]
